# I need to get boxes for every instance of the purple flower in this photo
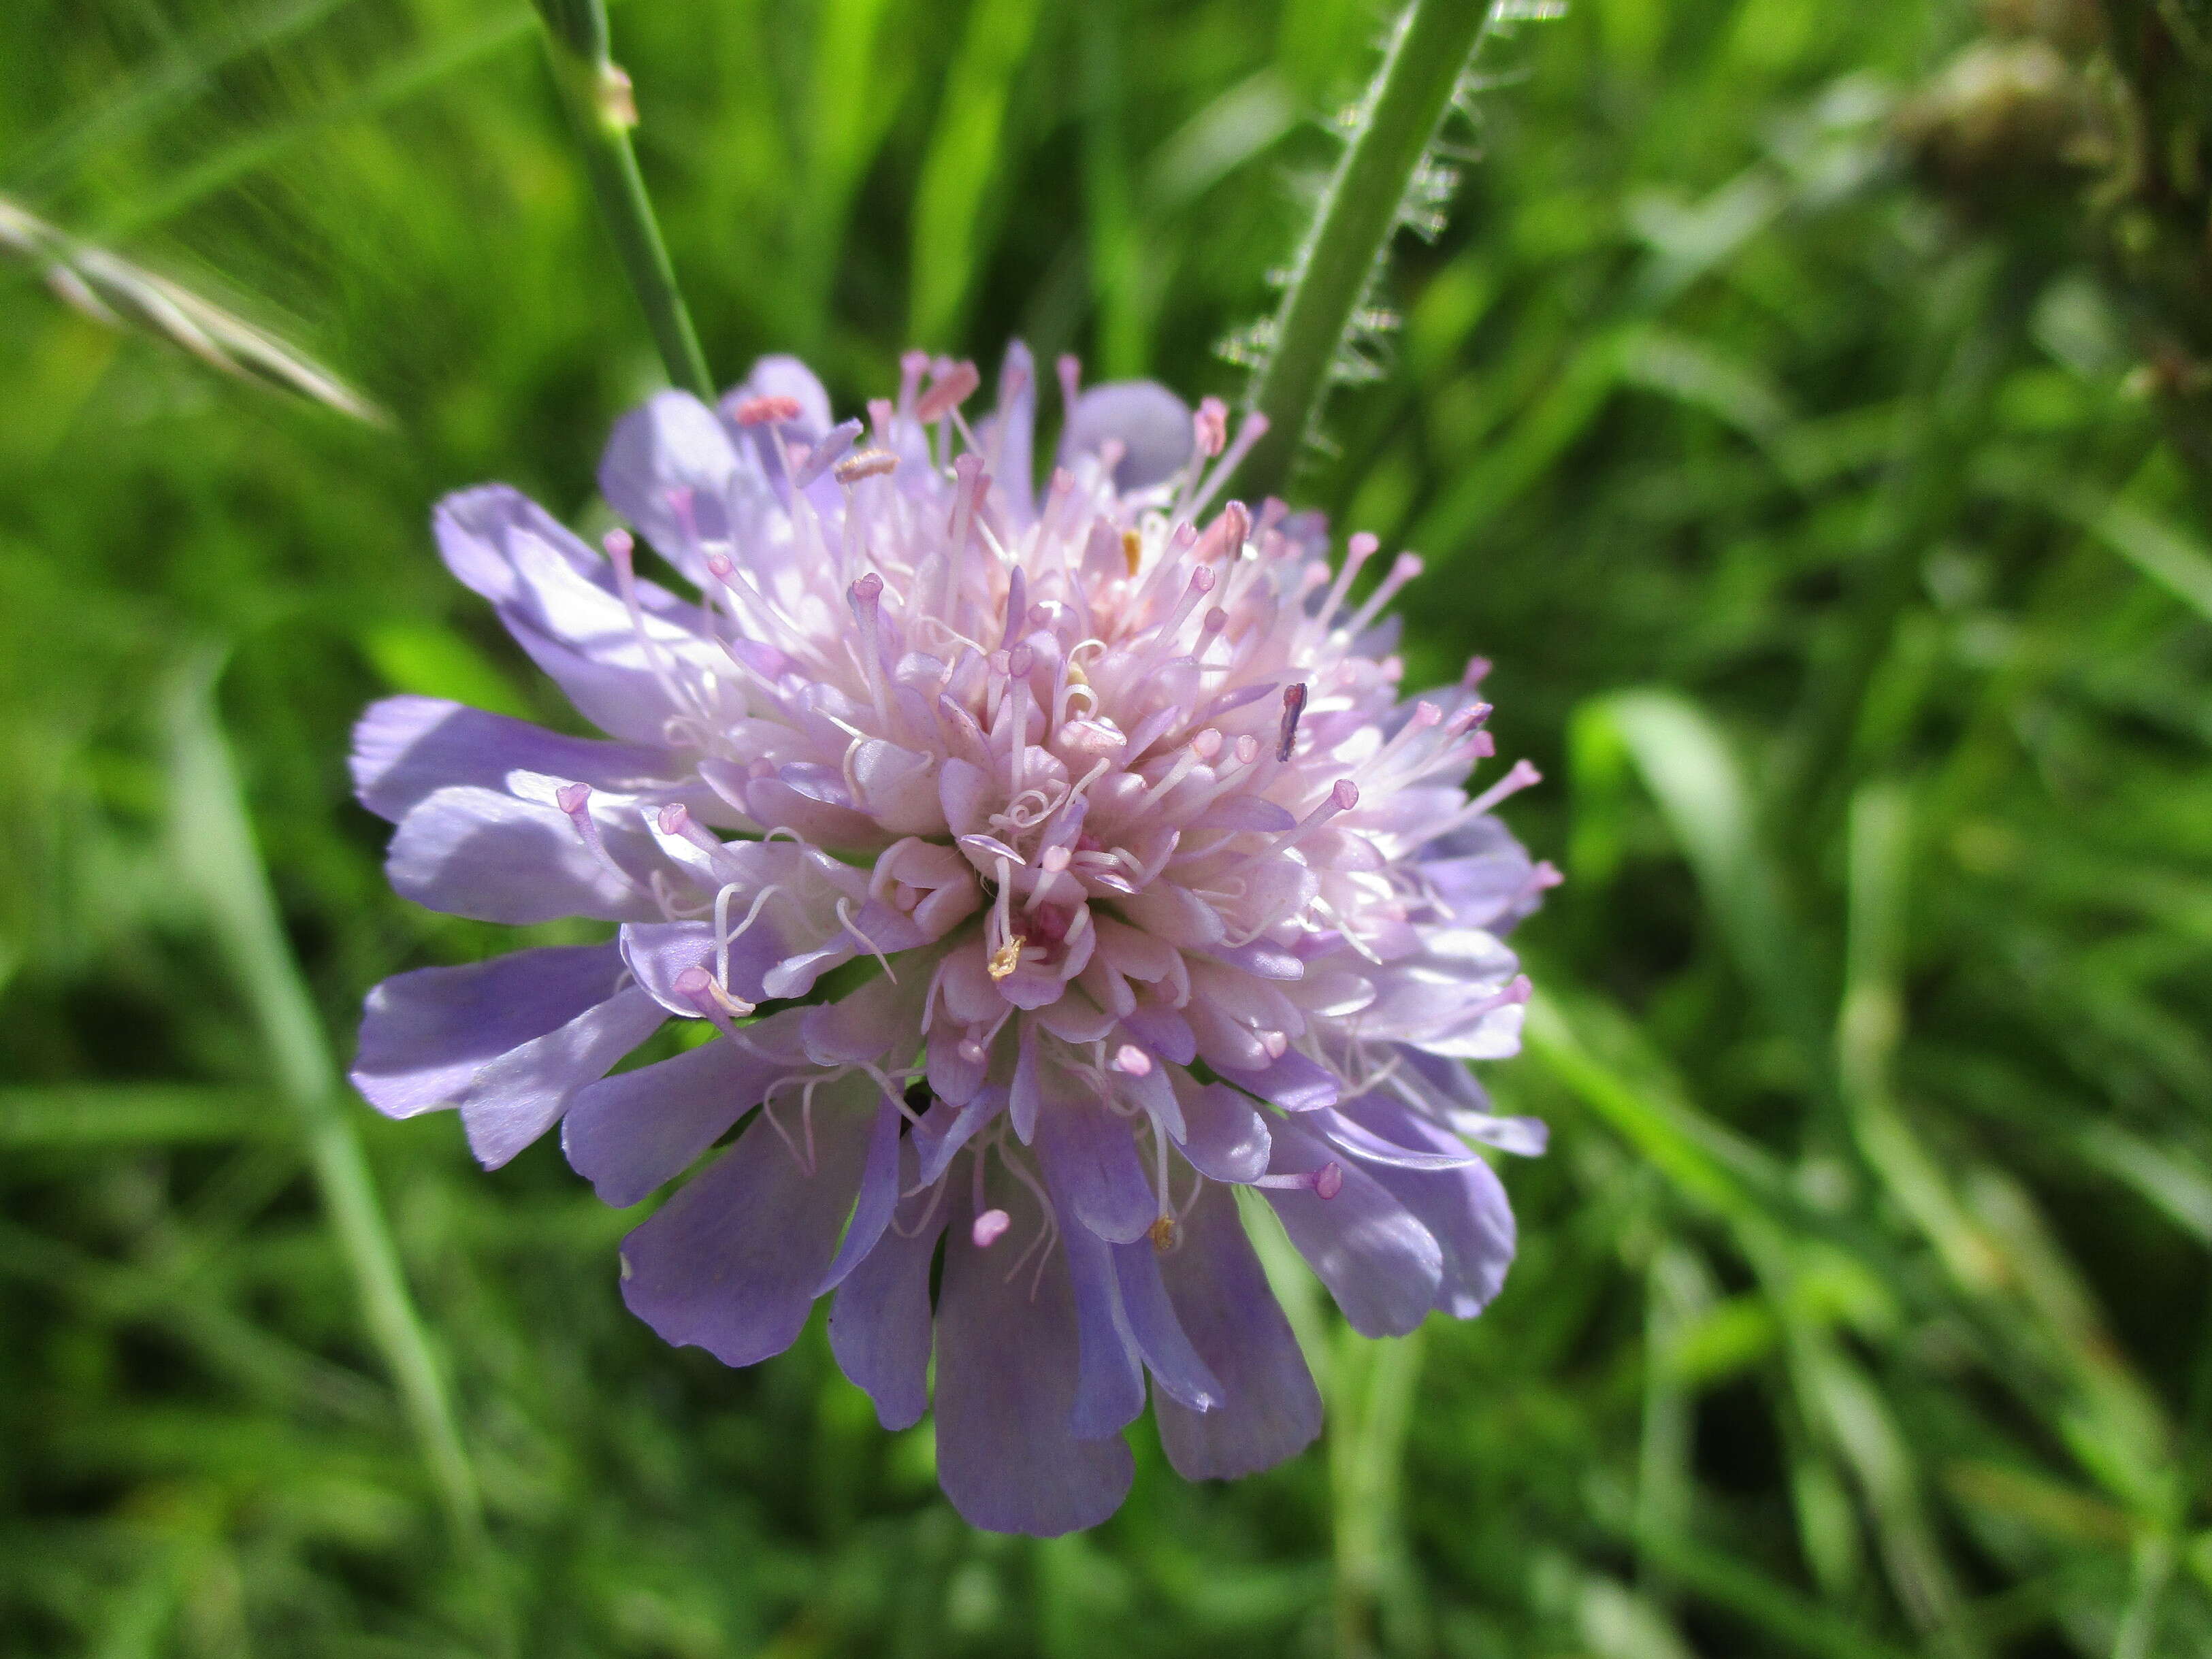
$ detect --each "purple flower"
[351,347,1556,1534]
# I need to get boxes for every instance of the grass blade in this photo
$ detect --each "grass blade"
[0,1084,289,1147]
[908,0,1048,349]
[1975,449,2212,627]
[161,653,500,1628]
[1597,689,1828,1070]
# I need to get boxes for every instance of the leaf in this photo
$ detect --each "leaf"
[907,0,1048,348]
[0,1084,289,1147]
[1593,687,1828,1068]
[1974,449,2212,627]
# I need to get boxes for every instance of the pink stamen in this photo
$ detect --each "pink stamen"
[1344,552,1425,638]
[972,1209,1012,1249]
[1256,1162,1345,1199]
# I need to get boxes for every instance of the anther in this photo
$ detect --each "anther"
[915,361,981,423]
[1192,499,1250,564]
[1109,1044,1152,1077]
[834,448,898,484]
[1148,1214,1178,1252]
[1446,701,1493,738]
[1120,527,1142,578]
[1277,682,1308,762]
[733,394,802,427]
[973,1209,1012,1249]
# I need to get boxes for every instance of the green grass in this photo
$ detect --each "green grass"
[5,0,2212,1654]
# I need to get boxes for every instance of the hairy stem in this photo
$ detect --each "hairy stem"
[531,0,713,400]
[1239,0,1491,499]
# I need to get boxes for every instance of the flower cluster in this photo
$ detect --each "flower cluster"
[351,346,1554,1534]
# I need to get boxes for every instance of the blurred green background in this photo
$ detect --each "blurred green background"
[6,0,2212,1654]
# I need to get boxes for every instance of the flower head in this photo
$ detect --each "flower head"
[351,346,1555,1534]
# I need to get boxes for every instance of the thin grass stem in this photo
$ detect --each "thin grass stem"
[530,0,712,400]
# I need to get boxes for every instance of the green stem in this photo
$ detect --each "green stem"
[532,0,713,400]
[1240,0,1491,499]
[165,657,505,1646]
[1329,1322,1427,1659]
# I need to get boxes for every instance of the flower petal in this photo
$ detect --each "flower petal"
[618,1074,879,1366]
[1034,1072,1156,1246]
[433,484,713,744]
[934,1175,1135,1535]
[1154,1181,1322,1480]
[1171,1078,1271,1183]
[1259,1115,1442,1338]
[1056,1197,1147,1439]
[385,785,665,923]
[351,944,628,1119]
[561,1014,809,1208]
[828,1144,945,1430]
[983,341,1037,525]
[351,697,690,825]
[1214,1047,1341,1113]
[459,983,668,1169]
[912,1086,1007,1185]
[1060,380,1193,491]
[1111,1239,1222,1413]
[815,1092,907,1294]
[599,390,749,585]
[1314,1104,1485,1170]
[1337,1094,1516,1318]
